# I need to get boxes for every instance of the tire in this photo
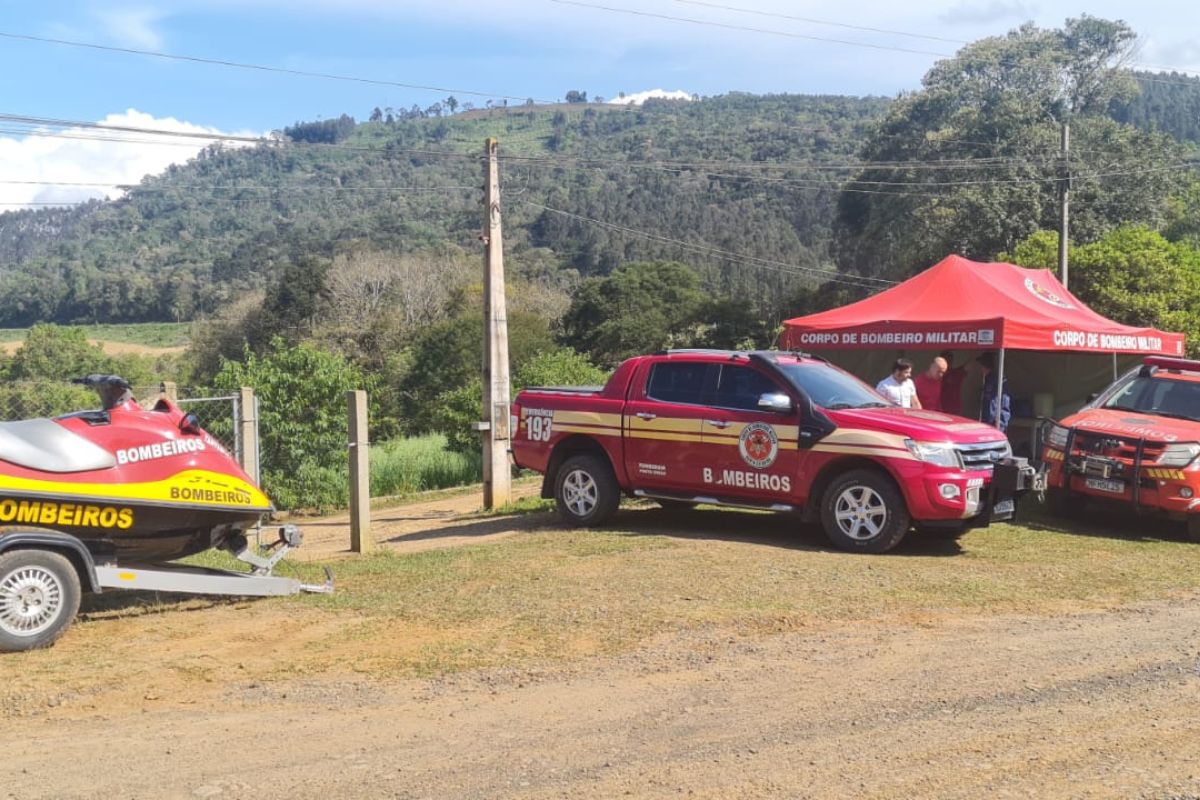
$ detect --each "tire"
[820,469,911,554]
[1187,516,1200,544]
[554,454,620,527]
[0,549,82,652]
[654,499,697,512]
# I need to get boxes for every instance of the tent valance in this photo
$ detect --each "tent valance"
[781,255,1185,356]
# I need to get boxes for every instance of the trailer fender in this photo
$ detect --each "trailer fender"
[0,529,101,593]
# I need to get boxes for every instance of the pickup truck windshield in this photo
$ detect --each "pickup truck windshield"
[1102,375,1200,423]
[776,362,891,410]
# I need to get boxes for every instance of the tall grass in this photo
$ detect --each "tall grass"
[369,434,482,498]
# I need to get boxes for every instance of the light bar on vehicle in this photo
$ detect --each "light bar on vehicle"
[1143,356,1200,372]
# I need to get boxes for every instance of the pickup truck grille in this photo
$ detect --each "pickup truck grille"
[956,441,1011,471]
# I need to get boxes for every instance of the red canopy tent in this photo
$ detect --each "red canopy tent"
[782,254,1184,356]
[781,254,1186,429]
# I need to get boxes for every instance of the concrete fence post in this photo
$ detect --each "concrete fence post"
[237,386,259,485]
[348,389,373,553]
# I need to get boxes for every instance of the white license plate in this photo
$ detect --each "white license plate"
[1085,477,1125,494]
[993,499,1014,516]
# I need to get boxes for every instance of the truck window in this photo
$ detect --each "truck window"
[710,365,784,410]
[646,362,712,405]
[775,362,888,410]
[1105,376,1200,422]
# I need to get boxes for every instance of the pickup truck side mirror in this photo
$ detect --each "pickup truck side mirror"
[757,392,793,413]
[1086,392,1099,404]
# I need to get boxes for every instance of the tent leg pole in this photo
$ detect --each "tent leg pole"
[1112,352,1118,381]
[995,348,1006,430]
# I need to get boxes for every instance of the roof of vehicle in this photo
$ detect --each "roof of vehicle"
[656,349,829,365]
[1143,356,1200,382]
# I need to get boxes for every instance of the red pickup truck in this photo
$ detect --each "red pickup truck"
[511,350,1037,553]
[1041,356,1200,541]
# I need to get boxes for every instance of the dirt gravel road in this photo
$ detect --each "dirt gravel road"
[5,599,1200,799]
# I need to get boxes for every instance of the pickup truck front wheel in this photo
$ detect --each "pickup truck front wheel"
[820,470,910,554]
[1187,515,1200,543]
[554,454,620,527]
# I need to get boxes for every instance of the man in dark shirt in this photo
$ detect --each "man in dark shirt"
[939,350,968,416]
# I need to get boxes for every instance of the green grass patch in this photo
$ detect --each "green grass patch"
[81,499,1200,682]
[0,322,190,347]
[368,434,482,498]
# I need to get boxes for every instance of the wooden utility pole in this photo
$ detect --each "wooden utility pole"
[1058,120,1071,289]
[480,138,512,508]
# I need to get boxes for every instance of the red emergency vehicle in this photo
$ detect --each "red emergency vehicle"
[511,350,1038,553]
[1041,356,1200,541]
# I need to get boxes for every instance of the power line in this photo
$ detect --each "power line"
[671,0,966,45]
[547,0,952,58]
[0,30,556,105]
[672,1,1200,85]
[525,200,896,288]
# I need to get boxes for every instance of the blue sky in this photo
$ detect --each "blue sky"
[0,0,1195,206]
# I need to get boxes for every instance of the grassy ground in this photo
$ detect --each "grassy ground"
[368,434,483,498]
[0,322,190,347]
[168,499,1200,679]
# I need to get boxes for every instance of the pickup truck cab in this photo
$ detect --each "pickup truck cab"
[512,350,1036,553]
[1042,356,1200,541]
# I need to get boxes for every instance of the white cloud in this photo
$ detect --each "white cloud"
[0,110,260,211]
[608,89,694,105]
[93,7,168,50]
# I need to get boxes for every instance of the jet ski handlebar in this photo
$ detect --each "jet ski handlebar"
[72,374,134,410]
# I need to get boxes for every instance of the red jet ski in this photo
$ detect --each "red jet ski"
[0,375,330,651]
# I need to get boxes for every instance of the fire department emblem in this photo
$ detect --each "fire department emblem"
[1023,277,1074,309]
[739,422,779,469]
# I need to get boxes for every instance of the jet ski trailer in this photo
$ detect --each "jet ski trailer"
[0,375,331,652]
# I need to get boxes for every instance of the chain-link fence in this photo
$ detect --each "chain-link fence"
[176,390,252,470]
[0,381,162,421]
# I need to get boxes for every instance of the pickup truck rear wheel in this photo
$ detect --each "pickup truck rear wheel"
[554,454,619,527]
[820,470,910,554]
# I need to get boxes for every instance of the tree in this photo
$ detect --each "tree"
[212,338,366,510]
[431,348,608,454]
[445,96,459,115]
[565,90,588,104]
[836,17,1183,279]
[1004,227,1200,356]
[559,261,707,365]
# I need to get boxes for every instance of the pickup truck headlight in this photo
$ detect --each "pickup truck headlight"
[1044,422,1069,449]
[905,439,964,469]
[1157,443,1200,467]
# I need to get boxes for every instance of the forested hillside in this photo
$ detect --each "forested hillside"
[0,93,889,327]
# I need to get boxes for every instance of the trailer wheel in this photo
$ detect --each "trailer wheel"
[0,549,81,652]
[554,454,619,527]
[820,469,910,554]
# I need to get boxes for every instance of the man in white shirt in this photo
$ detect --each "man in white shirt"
[875,358,922,408]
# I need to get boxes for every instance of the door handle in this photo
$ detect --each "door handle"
[705,419,731,429]
[636,411,657,420]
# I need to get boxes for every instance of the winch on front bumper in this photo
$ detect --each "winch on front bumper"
[966,456,1045,527]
